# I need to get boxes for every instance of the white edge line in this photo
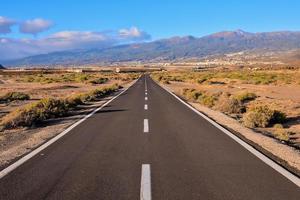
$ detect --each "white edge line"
[0,78,140,179]
[157,81,300,187]
[140,164,151,200]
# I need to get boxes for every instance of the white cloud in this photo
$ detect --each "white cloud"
[0,27,151,60]
[0,16,16,34]
[119,27,151,41]
[19,18,53,35]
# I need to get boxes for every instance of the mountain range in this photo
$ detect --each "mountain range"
[3,30,300,66]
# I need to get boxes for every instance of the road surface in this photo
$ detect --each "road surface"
[0,74,299,200]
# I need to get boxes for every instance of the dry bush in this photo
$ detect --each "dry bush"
[200,94,218,108]
[243,104,286,128]
[89,77,108,84]
[181,88,202,102]
[216,93,245,114]
[0,92,30,102]
[272,124,290,141]
[233,91,257,103]
[181,88,218,107]
[162,80,170,84]
[0,98,69,129]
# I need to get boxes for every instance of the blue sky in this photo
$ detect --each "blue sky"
[1,0,300,59]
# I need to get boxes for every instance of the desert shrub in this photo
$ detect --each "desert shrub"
[273,123,283,129]
[0,84,122,130]
[233,91,257,103]
[163,80,170,84]
[152,74,163,82]
[216,94,245,114]
[90,77,108,84]
[85,84,120,101]
[182,88,202,101]
[0,92,30,102]
[243,105,286,128]
[199,94,218,108]
[68,84,120,104]
[76,74,89,82]
[181,88,218,107]
[196,73,214,84]
[197,77,208,84]
[65,94,84,107]
[273,124,290,141]
[168,76,184,82]
[37,98,69,119]
[0,98,69,129]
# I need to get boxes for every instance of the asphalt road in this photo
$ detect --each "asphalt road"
[0,74,299,200]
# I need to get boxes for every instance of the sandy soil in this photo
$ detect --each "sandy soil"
[163,83,300,174]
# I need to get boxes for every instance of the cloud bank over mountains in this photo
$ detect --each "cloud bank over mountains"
[0,16,151,60]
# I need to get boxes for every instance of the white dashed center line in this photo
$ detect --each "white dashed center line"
[140,164,151,200]
[145,76,147,91]
[145,97,148,101]
[144,119,149,133]
[144,104,148,110]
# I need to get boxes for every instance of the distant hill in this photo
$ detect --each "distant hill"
[4,30,300,66]
[0,64,5,69]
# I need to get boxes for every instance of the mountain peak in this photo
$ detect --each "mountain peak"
[234,29,250,35]
[207,29,253,38]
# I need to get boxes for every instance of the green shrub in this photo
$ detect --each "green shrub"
[243,105,286,128]
[234,91,257,103]
[0,92,30,102]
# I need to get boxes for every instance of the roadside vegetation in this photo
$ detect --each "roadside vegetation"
[8,72,139,84]
[0,92,30,103]
[152,69,300,85]
[0,84,121,130]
